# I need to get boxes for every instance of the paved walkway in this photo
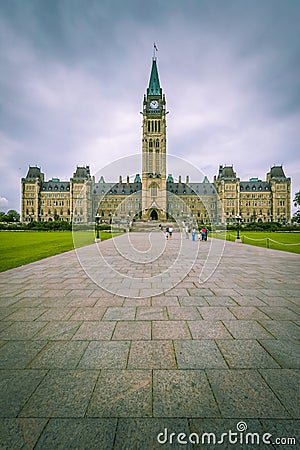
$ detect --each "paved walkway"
[0,232,299,449]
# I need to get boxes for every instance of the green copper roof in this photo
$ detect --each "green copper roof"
[148,59,161,95]
[134,174,141,183]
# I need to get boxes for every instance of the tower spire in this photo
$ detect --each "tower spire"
[148,50,161,96]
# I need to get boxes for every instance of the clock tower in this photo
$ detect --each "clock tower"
[141,54,167,220]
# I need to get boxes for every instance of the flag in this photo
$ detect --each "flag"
[154,43,158,52]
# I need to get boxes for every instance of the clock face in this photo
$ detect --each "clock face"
[150,100,159,109]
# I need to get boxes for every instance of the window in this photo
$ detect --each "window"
[148,150,153,172]
[151,183,157,197]
[155,150,160,172]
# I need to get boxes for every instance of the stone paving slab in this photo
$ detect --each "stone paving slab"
[259,339,300,368]
[206,369,289,418]
[0,233,299,448]
[216,339,280,368]
[87,369,152,418]
[127,340,176,369]
[77,340,130,369]
[29,340,89,369]
[19,370,99,418]
[0,369,47,417]
[0,340,47,369]
[188,320,233,339]
[259,369,300,418]
[174,339,228,369]
[153,369,220,418]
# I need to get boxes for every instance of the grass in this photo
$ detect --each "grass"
[0,230,120,272]
[211,231,300,254]
[1,229,299,273]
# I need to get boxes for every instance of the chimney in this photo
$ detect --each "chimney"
[119,175,122,184]
[127,176,129,184]
[179,175,182,184]
[186,175,189,184]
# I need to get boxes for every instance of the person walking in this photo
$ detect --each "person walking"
[169,225,173,238]
[191,228,196,241]
[201,227,207,241]
[185,226,189,239]
[165,226,169,240]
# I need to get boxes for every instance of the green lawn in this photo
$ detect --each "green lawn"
[211,231,300,254]
[0,231,119,272]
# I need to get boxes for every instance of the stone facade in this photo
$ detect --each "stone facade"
[21,57,291,225]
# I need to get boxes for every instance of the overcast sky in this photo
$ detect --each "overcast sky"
[0,0,299,213]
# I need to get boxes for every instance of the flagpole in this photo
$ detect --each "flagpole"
[153,42,158,60]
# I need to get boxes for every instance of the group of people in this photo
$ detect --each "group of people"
[185,226,208,241]
[159,224,173,239]
[159,223,209,241]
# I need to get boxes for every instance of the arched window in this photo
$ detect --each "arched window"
[149,140,153,148]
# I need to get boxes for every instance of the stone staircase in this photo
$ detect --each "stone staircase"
[130,221,180,232]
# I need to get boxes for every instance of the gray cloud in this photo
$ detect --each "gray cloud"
[0,0,299,212]
[0,196,8,208]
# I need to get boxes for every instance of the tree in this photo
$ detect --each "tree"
[5,210,20,222]
[292,191,300,223]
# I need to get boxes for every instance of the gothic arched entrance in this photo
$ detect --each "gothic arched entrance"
[150,209,158,221]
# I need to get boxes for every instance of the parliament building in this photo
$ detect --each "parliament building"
[21,55,291,226]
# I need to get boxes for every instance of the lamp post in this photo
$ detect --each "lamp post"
[95,213,100,241]
[235,214,242,242]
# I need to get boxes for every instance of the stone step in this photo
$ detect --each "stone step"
[131,221,180,232]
